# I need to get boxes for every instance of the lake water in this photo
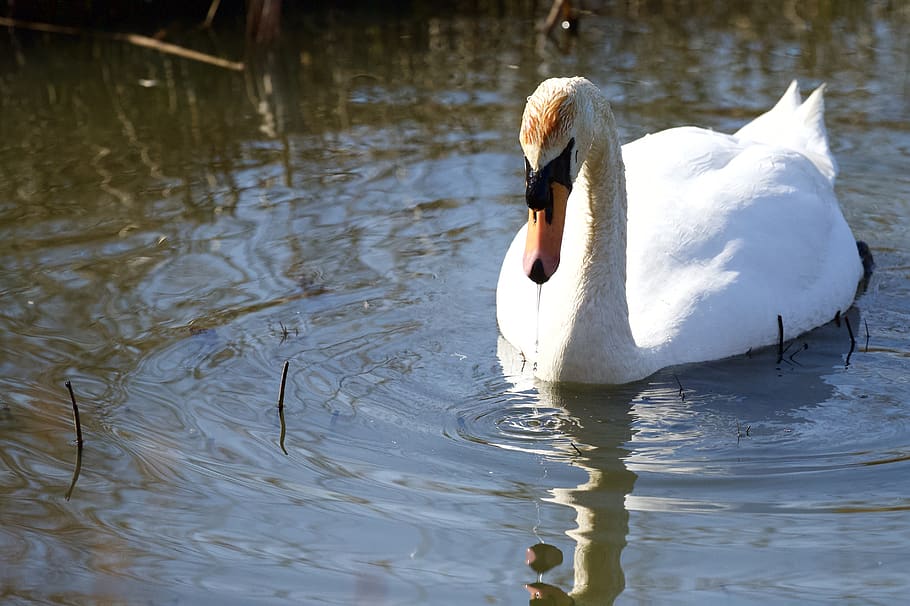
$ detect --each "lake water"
[1,3,909,604]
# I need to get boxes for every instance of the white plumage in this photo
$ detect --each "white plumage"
[497,77,863,384]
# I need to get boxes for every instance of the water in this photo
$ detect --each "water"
[1,3,909,604]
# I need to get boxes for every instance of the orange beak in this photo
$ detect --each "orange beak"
[523,182,569,284]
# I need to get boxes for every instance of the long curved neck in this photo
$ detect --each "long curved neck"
[578,95,629,304]
[537,94,652,383]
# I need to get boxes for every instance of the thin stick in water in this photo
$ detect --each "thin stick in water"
[788,343,808,364]
[844,315,856,367]
[844,315,856,347]
[202,0,223,29]
[776,315,784,363]
[278,406,288,455]
[277,360,289,411]
[277,361,289,455]
[65,448,83,501]
[65,380,84,449]
[0,16,244,71]
[674,374,685,401]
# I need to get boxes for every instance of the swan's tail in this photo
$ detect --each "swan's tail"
[734,81,837,184]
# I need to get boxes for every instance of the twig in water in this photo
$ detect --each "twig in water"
[844,315,856,347]
[277,361,289,411]
[65,381,84,449]
[570,442,582,456]
[202,0,222,28]
[864,319,870,352]
[277,361,289,454]
[0,16,244,71]
[673,374,686,401]
[736,420,751,442]
[541,0,569,34]
[276,322,299,343]
[65,448,83,501]
[63,380,84,499]
[788,343,808,364]
[278,405,288,455]
[844,315,856,367]
[776,315,784,364]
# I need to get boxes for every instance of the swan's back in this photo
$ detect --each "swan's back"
[734,81,836,183]
[623,84,862,363]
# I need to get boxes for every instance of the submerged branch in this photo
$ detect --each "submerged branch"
[776,315,784,364]
[202,0,223,29]
[788,343,808,364]
[65,380,84,449]
[736,420,751,443]
[64,380,84,500]
[541,0,570,34]
[277,360,289,455]
[0,16,244,71]
[673,374,686,401]
[277,360,289,411]
[844,315,856,346]
[65,447,83,501]
[844,315,856,367]
[278,406,288,455]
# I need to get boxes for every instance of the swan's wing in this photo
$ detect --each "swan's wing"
[735,81,836,183]
[623,126,861,362]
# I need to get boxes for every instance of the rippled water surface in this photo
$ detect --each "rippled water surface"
[2,3,909,604]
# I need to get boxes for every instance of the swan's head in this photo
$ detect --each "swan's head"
[518,77,598,284]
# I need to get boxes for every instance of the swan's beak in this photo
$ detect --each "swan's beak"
[523,182,568,284]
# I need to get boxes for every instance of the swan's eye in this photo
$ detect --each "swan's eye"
[552,138,574,189]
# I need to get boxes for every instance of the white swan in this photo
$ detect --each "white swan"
[496,77,865,384]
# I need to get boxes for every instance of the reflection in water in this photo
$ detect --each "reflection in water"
[527,542,564,574]
[500,339,637,605]
[525,381,637,606]
[526,581,574,606]
[505,307,870,604]
[526,543,573,605]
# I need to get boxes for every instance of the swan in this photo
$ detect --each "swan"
[496,77,866,384]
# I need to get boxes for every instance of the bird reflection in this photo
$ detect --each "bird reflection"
[502,306,861,605]
[532,382,636,605]
[526,543,573,605]
[526,580,574,605]
[500,340,638,605]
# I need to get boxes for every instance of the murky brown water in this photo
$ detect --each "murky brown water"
[2,3,909,604]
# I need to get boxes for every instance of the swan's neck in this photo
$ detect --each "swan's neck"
[537,97,654,383]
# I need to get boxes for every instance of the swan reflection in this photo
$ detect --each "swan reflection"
[501,309,859,604]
